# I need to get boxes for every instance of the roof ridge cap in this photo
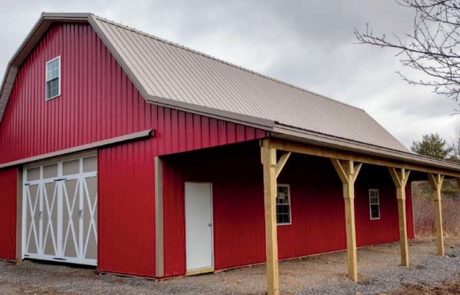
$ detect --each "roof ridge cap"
[93,14,365,112]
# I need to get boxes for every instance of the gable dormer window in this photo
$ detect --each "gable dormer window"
[46,56,61,100]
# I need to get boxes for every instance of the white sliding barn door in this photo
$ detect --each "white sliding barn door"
[22,155,98,266]
[185,182,214,274]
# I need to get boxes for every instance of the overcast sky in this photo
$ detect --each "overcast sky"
[0,0,458,148]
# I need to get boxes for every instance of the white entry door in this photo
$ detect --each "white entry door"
[22,155,98,266]
[185,182,214,274]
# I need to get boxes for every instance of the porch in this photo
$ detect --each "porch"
[156,137,454,294]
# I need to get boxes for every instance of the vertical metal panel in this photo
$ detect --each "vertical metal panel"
[161,145,415,277]
[16,168,23,260]
[0,23,267,278]
[162,154,187,276]
[0,167,18,260]
[98,141,157,277]
[154,157,164,277]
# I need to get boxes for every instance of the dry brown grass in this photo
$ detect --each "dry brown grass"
[412,180,460,237]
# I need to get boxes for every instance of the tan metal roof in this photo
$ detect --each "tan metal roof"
[91,15,408,152]
[2,13,460,175]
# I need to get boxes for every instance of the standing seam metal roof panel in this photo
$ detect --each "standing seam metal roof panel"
[91,16,408,152]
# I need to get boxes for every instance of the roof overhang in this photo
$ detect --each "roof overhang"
[272,124,460,177]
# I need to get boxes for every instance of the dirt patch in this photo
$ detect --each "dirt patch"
[395,275,460,295]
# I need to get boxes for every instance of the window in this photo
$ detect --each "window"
[276,184,291,225]
[369,189,380,220]
[46,56,61,99]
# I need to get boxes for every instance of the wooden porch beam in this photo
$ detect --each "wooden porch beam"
[269,139,460,178]
[428,173,445,256]
[388,167,411,267]
[261,139,279,295]
[331,159,362,282]
[275,152,291,179]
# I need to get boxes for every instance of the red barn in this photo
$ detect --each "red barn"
[0,12,458,294]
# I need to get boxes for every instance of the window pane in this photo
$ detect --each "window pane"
[277,204,286,214]
[63,159,80,175]
[27,167,41,181]
[371,205,380,219]
[277,213,290,224]
[83,157,97,172]
[47,59,59,81]
[276,185,291,224]
[277,214,283,224]
[47,78,59,98]
[46,58,60,99]
[43,164,58,179]
[370,195,379,204]
[369,189,380,220]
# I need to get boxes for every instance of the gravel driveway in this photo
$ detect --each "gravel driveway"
[1,237,459,294]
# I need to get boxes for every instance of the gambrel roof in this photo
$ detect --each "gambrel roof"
[94,16,408,152]
[1,12,460,173]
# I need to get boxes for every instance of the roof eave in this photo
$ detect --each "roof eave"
[272,124,460,175]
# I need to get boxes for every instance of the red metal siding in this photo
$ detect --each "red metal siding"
[0,23,267,276]
[163,143,267,276]
[355,167,415,246]
[0,167,17,260]
[162,157,187,276]
[97,139,156,277]
[162,143,415,276]
[0,23,267,164]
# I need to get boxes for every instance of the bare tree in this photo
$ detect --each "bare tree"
[355,0,460,101]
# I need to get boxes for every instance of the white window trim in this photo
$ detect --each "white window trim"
[45,56,61,100]
[369,188,381,220]
[276,183,292,226]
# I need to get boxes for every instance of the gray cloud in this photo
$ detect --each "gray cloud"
[0,0,458,148]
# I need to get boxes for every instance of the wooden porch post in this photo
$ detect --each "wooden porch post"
[261,139,279,295]
[388,167,411,267]
[331,159,362,282]
[261,139,291,295]
[428,173,445,256]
